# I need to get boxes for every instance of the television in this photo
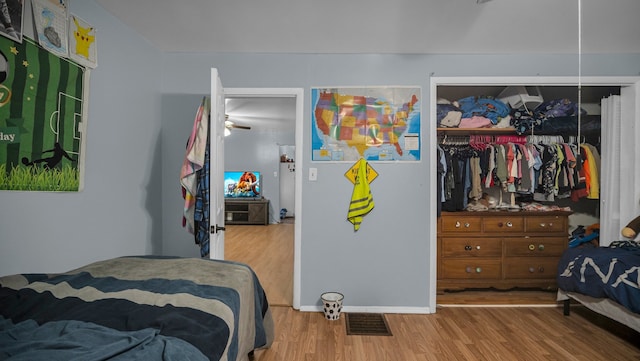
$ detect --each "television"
[224,171,262,199]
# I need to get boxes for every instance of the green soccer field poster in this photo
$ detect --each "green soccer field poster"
[0,36,87,191]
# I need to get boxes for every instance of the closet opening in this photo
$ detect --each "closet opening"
[429,76,640,307]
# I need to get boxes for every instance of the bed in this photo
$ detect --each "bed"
[0,256,274,361]
[556,242,640,333]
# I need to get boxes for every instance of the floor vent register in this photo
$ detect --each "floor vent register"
[345,313,392,336]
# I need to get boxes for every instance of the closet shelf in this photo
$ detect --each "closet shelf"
[437,127,517,134]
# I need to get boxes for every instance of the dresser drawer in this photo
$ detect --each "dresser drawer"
[441,237,501,257]
[525,216,567,233]
[440,216,482,233]
[441,259,501,279]
[503,258,559,279]
[438,211,570,291]
[482,216,524,232]
[503,237,566,257]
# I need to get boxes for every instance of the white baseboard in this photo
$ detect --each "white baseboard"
[299,305,434,314]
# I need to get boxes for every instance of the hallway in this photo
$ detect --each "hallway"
[225,223,294,306]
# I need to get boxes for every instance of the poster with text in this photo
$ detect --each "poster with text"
[311,86,421,162]
[0,36,86,191]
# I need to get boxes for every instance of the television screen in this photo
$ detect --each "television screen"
[224,171,261,199]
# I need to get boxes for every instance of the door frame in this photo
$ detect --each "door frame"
[224,87,304,310]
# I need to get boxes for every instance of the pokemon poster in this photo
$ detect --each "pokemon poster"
[69,14,97,69]
[0,36,86,191]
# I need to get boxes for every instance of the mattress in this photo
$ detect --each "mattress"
[0,256,274,361]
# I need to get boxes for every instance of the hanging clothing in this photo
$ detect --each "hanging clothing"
[437,135,594,210]
[194,142,210,257]
[347,159,375,231]
[581,144,601,199]
[180,97,210,234]
[437,146,447,217]
[469,156,482,201]
[441,148,469,212]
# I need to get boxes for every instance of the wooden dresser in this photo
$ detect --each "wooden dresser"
[437,211,571,293]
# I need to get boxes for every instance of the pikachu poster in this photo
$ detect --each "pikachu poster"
[69,14,97,69]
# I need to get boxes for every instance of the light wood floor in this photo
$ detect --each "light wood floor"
[225,223,294,306]
[253,306,639,361]
[226,224,639,360]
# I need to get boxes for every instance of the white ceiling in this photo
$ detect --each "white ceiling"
[96,0,640,54]
[94,0,639,131]
[224,97,296,132]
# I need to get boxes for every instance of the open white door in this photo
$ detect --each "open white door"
[209,68,226,259]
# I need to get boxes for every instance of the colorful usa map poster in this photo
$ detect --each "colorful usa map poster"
[311,87,421,162]
[0,36,86,191]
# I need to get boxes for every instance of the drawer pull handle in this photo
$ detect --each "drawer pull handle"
[539,223,546,228]
[498,222,503,227]
[528,244,535,251]
[529,267,535,273]
[465,245,472,251]
[549,223,554,227]
[539,266,545,273]
[476,245,481,250]
[506,221,513,227]
[465,266,482,273]
[538,244,545,251]
[453,221,471,228]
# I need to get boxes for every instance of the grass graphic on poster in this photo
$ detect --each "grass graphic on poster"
[0,36,85,191]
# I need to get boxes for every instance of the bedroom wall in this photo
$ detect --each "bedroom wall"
[1,0,638,312]
[158,52,640,310]
[0,1,163,276]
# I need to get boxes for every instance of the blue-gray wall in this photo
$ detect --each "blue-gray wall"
[1,1,640,311]
[0,1,163,274]
[159,52,640,309]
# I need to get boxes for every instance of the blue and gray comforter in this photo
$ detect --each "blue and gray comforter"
[0,256,273,361]
[557,244,640,314]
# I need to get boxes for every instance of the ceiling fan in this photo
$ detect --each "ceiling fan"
[224,114,251,135]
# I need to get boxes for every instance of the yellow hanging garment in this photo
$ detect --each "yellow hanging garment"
[347,158,375,231]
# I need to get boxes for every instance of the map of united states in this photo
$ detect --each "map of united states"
[314,90,419,158]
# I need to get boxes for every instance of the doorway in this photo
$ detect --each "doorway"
[223,88,303,309]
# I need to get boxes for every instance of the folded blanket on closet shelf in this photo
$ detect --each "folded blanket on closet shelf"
[511,99,590,135]
[437,103,462,127]
[437,97,512,129]
[456,96,511,125]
